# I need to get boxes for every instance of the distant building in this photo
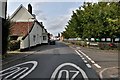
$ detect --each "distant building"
[10,4,48,49]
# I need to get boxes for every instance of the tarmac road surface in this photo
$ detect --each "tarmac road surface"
[1,41,100,80]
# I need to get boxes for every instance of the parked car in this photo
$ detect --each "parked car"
[49,40,55,45]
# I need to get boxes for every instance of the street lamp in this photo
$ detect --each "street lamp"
[28,17,35,50]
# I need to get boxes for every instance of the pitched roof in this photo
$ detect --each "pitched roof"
[10,22,34,39]
[10,4,34,21]
[10,4,23,19]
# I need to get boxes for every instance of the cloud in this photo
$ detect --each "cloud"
[7,0,102,2]
[33,10,47,21]
[7,0,85,2]
[32,2,81,36]
[44,15,69,35]
[9,0,117,3]
[43,7,79,36]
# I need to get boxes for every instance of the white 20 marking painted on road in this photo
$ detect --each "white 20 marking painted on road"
[0,61,38,79]
[50,63,89,80]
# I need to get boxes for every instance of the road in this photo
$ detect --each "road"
[1,41,99,80]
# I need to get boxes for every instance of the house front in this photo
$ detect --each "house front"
[42,28,48,44]
[9,4,48,50]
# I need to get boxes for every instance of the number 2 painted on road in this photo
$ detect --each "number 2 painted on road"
[50,63,88,80]
[57,70,79,80]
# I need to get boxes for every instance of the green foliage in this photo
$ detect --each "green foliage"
[8,40,20,51]
[62,2,120,39]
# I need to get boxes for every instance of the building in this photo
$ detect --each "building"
[0,0,7,19]
[42,27,48,44]
[10,4,48,49]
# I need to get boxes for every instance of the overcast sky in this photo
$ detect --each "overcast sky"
[7,0,98,36]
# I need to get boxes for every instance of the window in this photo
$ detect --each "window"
[43,36,47,40]
[33,35,36,42]
[10,36,18,40]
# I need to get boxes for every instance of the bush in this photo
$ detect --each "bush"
[98,42,117,50]
[8,40,20,51]
[80,41,87,47]
[98,43,107,50]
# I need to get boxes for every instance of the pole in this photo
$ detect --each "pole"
[28,19,30,50]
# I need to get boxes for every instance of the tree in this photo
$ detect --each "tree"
[62,2,120,39]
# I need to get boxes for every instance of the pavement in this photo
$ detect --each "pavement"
[1,45,45,65]
[1,45,44,67]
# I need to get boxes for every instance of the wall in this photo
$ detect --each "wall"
[11,6,34,22]
[42,29,48,44]
[20,22,42,49]
[42,33,48,44]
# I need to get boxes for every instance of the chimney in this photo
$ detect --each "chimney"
[28,4,32,14]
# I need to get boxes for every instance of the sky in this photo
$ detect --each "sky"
[7,0,98,36]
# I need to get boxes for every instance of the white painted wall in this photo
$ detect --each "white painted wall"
[42,34,48,43]
[11,6,34,22]
[20,22,42,49]
[42,29,48,44]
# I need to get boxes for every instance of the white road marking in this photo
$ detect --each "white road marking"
[50,63,89,80]
[78,50,101,69]
[80,55,83,57]
[57,70,69,80]
[86,64,92,68]
[5,67,26,79]
[78,50,92,61]
[69,70,80,80]
[0,67,20,76]
[19,61,38,78]
[83,60,88,63]
[94,64,101,69]
[99,67,118,79]
[82,58,85,60]
[0,61,38,79]
[75,50,83,57]
[91,60,95,64]
[75,50,91,68]
[13,67,29,78]
[57,70,80,80]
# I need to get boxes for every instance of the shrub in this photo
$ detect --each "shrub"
[98,42,117,50]
[80,41,87,47]
[8,40,20,51]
